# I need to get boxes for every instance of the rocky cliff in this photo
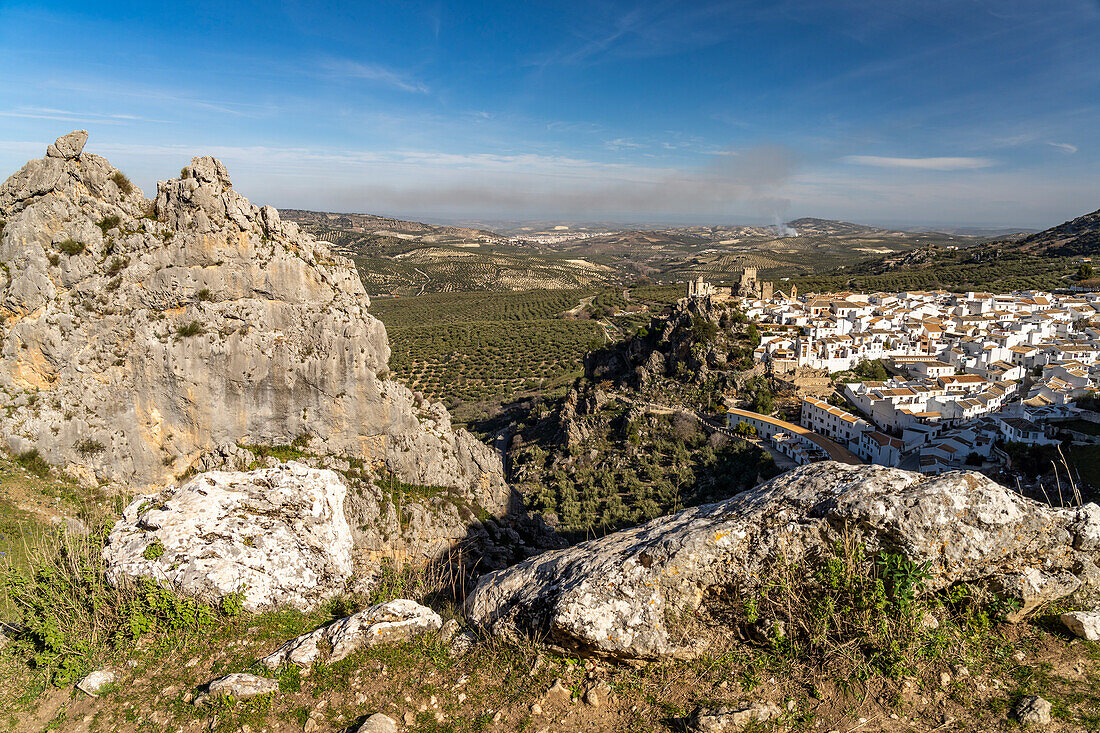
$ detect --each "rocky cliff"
[0,131,506,507]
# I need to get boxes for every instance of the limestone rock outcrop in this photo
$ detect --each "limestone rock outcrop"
[261,599,442,667]
[103,462,354,612]
[466,462,1100,659]
[0,132,506,506]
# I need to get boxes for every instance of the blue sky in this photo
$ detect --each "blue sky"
[1,0,1098,228]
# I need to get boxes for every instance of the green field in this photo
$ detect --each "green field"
[372,290,607,422]
[790,250,1077,294]
[370,286,684,424]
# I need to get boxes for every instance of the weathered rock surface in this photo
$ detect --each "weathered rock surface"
[103,462,353,612]
[689,702,781,732]
[261,599,442,667]
[466,462,1100,659]
[76,669,115,696]
[357,713,398,733]
[207,673,278,699]
[0,133,506,507]
[1014,695,1052,725]
[1060,610,1100,641]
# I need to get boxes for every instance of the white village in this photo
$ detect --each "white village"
[688,278,1100,478]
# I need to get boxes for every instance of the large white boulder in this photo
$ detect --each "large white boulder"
[103,462,354,612]
[466,462,1100,659]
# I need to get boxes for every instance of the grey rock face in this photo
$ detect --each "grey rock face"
[208,673,278,699]
[0,132,506,504]
[104,462,354,612]
[466,462,1100,659]
[261,599,442,667]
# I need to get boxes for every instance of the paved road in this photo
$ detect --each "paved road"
[615,393,863,465]
[725,407,863,464]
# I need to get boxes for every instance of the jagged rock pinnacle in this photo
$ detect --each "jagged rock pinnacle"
[45,130,88,160]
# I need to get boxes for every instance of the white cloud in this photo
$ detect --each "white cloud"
[319,59,429,94]
[843,155,995,170]
[1047,141,1078,154]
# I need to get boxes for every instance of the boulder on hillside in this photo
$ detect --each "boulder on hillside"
[261,599,442,668]
[103,462,354,612]
[465,462,1100,659]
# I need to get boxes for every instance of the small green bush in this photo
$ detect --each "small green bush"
[175,321,205,338]
[16,449,51,478]
[96,215,121,234]
[142,541,165,560]
[58,239,85,256]
[195,288,214,302]
[2,528,237,686]
[73,438,106,457]
[105,256,129,276]
[110,171,133,195]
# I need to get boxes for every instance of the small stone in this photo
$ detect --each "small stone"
[439,618,460,644]
[583,687,600,707]
[529,654,545,676]
[192,694,208,708]
[543,679,572,705]
[304,718,318,733]
[403,711,416,725]
[952,665,970,677]
[531,703,543,716]
[492,711,503,723]
[689,702,781,732]
[207,673,278,699]
[1013,695,1052,725]
[939,672,952,687]
[76,670,116,696]
[357,713,398,733]
[433,711,445,723]
[1060,611,1100,641]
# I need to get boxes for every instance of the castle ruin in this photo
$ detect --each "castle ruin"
[686,269,774,301]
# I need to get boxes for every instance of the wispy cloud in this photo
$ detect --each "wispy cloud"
[1047,141,1078,153]
[0,107,171,124]
[605,137,644,150]
[844,155,995,170]
[319,59,429,93]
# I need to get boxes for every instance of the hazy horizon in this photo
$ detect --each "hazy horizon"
[1,0,1098,229]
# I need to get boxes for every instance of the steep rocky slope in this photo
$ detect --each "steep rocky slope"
[1014,206,1100,257]
[0,131,506,504]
